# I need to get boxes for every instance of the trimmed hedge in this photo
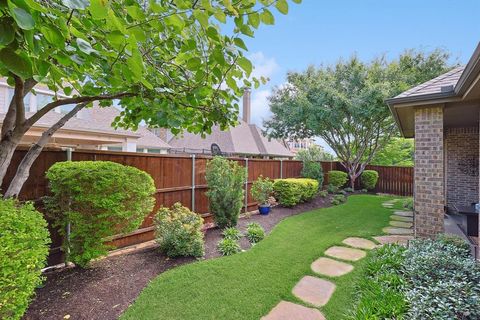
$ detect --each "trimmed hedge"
[273,178,319,207]
[327,170,348,188]
[45,161,156,267]
[0,199,50,320]
[361,170,379,190]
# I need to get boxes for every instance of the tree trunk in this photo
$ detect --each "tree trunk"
[0,136,21,189]
[4,103,86,198]
[349,172,356,191]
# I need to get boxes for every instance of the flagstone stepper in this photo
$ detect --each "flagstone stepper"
[389,220,413,228]
[324,246,366,261]
[292,276,336,307]
[311,257,354,277]
[383,227,414,235]
[391,215,413,222]
[342,237,377,250]
[261,301,326,320]
[393,211,414,217]
[374,235,413,246]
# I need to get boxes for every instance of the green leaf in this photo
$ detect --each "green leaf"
[292,0,302,3]
[214,11,226,23]
[187,57,202,70]
[76,38,96,54]
[41,25,65,48]
[89,0,108,20]
[126,50,143,80]
[193,10,209,28]
[24,0,47,13]
[260,9,274,25]
[165,15,185,29]
[237,56,252,76]
[275,0,289,14]
[62,0,89,10]
[126,5,145,20]
[0,48,33,79]
[233,37,247,51]
[248,12,260,28]
[10,6,35,30]
[0,19,15,46]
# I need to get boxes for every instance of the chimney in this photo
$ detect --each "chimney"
[242,88,251,124]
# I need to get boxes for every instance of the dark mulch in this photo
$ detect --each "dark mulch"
[24,195,333,320]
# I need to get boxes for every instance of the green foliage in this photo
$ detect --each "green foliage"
[222,227,242,241]
[45,161,155,267]
[300,161,324,185]
[0,0,301,136]
[349,244,408,319]
[217,238,241,256]
[343,187,354,193]
[371,138,414,166]
[0,199,50,320]
[318,190,328,198]
[155,203,204,258]
[404,239,480,319]
[295,145,334,161]
[331,194,346,205]
[326,184,338,194]
[436,234,471,255]
[251,175,274,205]
[205,157,246,229]
[273,178,318,207]
[246,222,265,244]
[360,170,379,190]
[327,170,348,188]
[403,197,413,211]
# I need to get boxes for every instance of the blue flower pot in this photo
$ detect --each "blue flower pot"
[258,204,271,215]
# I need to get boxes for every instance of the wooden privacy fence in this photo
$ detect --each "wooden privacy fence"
[2,148,413,265]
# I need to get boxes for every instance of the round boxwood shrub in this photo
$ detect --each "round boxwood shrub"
[361,170,379,190]
[0,199,50,320]
[205,157,246,229]
[273,178,318,207]
[155,203,205,258]
[301,161,324,186]
[327,170,348,188]
[45,161,156,267]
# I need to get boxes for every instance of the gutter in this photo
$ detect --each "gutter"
[454,42,480,96]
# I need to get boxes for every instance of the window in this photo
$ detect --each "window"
[36,93,53,110]
[6,88,31,111]
[107,146,122,151]
[147,148,162,154]
[136,148,146,153]
[59,104,75,114]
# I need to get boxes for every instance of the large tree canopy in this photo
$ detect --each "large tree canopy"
[0,0,301,198]
[264,49,453,189]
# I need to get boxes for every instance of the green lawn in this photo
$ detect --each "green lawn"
[121,195,395,320]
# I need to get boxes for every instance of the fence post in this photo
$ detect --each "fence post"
[191,154,195,212]
[65,147,73,264]
[280,159,283,179]
[244,158,248,213]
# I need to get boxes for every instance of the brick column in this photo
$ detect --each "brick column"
[414,106,444,237]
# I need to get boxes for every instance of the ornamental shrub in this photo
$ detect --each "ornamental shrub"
[45,161,156,267]
[331,194,346,205]
[327,170,348,188]
[251,175,274,205]
[217,238,241,256]
[246,222,265,244]
[361,170,379,190]
[205,157,246,228]
[155,203,205,258]
[0,199,50,320]
[301,161,324,186]
[273,178,318,207]
[222,227,242,241]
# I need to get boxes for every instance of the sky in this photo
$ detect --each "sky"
[241,0,480,152]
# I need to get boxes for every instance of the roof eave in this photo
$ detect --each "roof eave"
[455,42,480,96]
[386,91,457,107]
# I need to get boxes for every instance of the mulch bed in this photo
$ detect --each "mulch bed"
[24,195,333,320]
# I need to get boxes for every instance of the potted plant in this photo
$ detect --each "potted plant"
[251,175,274,215]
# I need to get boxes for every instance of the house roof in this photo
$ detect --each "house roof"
[169,120,293,158]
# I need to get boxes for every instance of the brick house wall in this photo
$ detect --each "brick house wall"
[414,106,445,237]
[445,127,479,208]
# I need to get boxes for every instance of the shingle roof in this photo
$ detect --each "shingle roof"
[393,66,465,99]
[169,120,293,157]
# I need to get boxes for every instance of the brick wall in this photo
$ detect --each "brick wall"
[445,127,479,207]
[414,106,445,237]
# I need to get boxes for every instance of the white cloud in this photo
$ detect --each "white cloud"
[249,51,279,80]
[250,89,272,127]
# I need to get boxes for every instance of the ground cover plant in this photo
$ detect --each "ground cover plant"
[245,222,265,244]
[222,227,243,241]
[0,199,50,320]
[121,195,392,320]
[45,161,156,267]
[217,238,241,256]
[155,203,204,258]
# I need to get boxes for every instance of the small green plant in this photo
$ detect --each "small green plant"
[337,189,348,195]
[251,175,274,205]
[343,187,354,193]
[301,161,324,185]
[331,194,346,205]
[328,170,348,188]
[222,227,243,240]
[403,197,413,210]
[217,238,241,256]
[205,157,246,228]
[0,199,50,320]
[246,222,265,244]
[318,190,328,198]
[45,161,156,267]
[326,184,338,194]
[360,170,379,190]
[155,203,205,258]
[436,233,471,256]
[360,188,368,193]
[273,178,319,207]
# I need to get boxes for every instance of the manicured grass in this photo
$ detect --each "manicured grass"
[121,195,394,320]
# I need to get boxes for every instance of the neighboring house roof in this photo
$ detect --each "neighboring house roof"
[169,120,293,158]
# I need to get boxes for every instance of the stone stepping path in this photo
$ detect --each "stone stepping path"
[261,301,325,320]
[374,235,413,246]
[325,246,366,261]
[342,237,377,250]
[390,220,413,228]
[383,227,413,235]
[311,257,353,277]
[292,276,336,307]
[391,215,413,222]
[393,210,413,217]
